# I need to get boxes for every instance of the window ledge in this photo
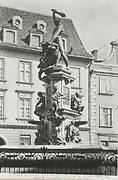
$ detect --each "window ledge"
[99,125,112,128]
[16,118,34,122]
[0,80,7,83]
[99,93,113,96]
[30,46,42,50]
[16,81,34,85]
[0,117,7,121]
[71,87,81,89]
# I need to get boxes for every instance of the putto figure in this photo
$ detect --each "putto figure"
[71,92,84,115]
[50,9,69,68]
[50,85,66,117]
[65,121,81,143]
[34,91,45,119]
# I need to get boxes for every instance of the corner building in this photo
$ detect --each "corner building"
[0,6,92,146]
[90,42,118,148]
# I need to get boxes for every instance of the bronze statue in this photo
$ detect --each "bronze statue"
[51,126,64,145]
[65,121,81,143]
[71,92,84,115]
[34,91,45,119]
[33,9,85,145]
[50,9,69,68]
[50,85,65,117]
[38,41,61,80]
[35,120,49,145]
[37,9,69,81]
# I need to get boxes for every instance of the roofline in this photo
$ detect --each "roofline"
[0,43,42,54]
[68,54,93,61]
[0,5,51,19]
[0,6,92,59]
[0,5,72,21]
[0,43,93,60]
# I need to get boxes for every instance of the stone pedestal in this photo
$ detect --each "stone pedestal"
[30,65,86,145]
[44,66,74,110]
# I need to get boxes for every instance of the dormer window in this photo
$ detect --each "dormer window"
[29,33,43,48]
[11,16,23,29]
[2,27,17,44]
[6,30,15,43]
[36,20,47,33]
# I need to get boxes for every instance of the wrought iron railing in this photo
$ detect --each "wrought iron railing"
[0,146,117,175]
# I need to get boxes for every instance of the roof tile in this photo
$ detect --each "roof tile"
[0,6,92,58]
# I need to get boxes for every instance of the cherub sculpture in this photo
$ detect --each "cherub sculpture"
[34,91,45,119]
[49,85,66,117]
[51,126,64,145]
[65,121,81,143]
[71,92,84,115]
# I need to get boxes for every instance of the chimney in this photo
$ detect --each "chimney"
[91,50,98,61]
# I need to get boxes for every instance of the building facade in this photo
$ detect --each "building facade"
[0,6,92,146]
[90,41,118,148]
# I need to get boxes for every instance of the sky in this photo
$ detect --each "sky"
[0,0,118,53]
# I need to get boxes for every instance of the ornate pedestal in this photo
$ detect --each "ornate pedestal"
[30,65,86,145]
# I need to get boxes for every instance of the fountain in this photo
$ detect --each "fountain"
[0,9,116,175]
[30,9,86,146]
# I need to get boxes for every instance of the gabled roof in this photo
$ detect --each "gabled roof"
[0,6,92,58]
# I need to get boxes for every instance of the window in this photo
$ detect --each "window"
[29,33,43,48]
[19,98,31,120]
[99,76,113,95]
[0,96,4,119]
[31,34,42,47]
[2,26,17,44]
[20,135,31,145]
[62,38,67,51]
[6,31,15,43]
[16,91,34,121]
[19,61,31,83]
[0,58,4,81]
[4,30,17,44]
[0,89,7,120]
[99,107,112,127]
[71,67,80,94]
